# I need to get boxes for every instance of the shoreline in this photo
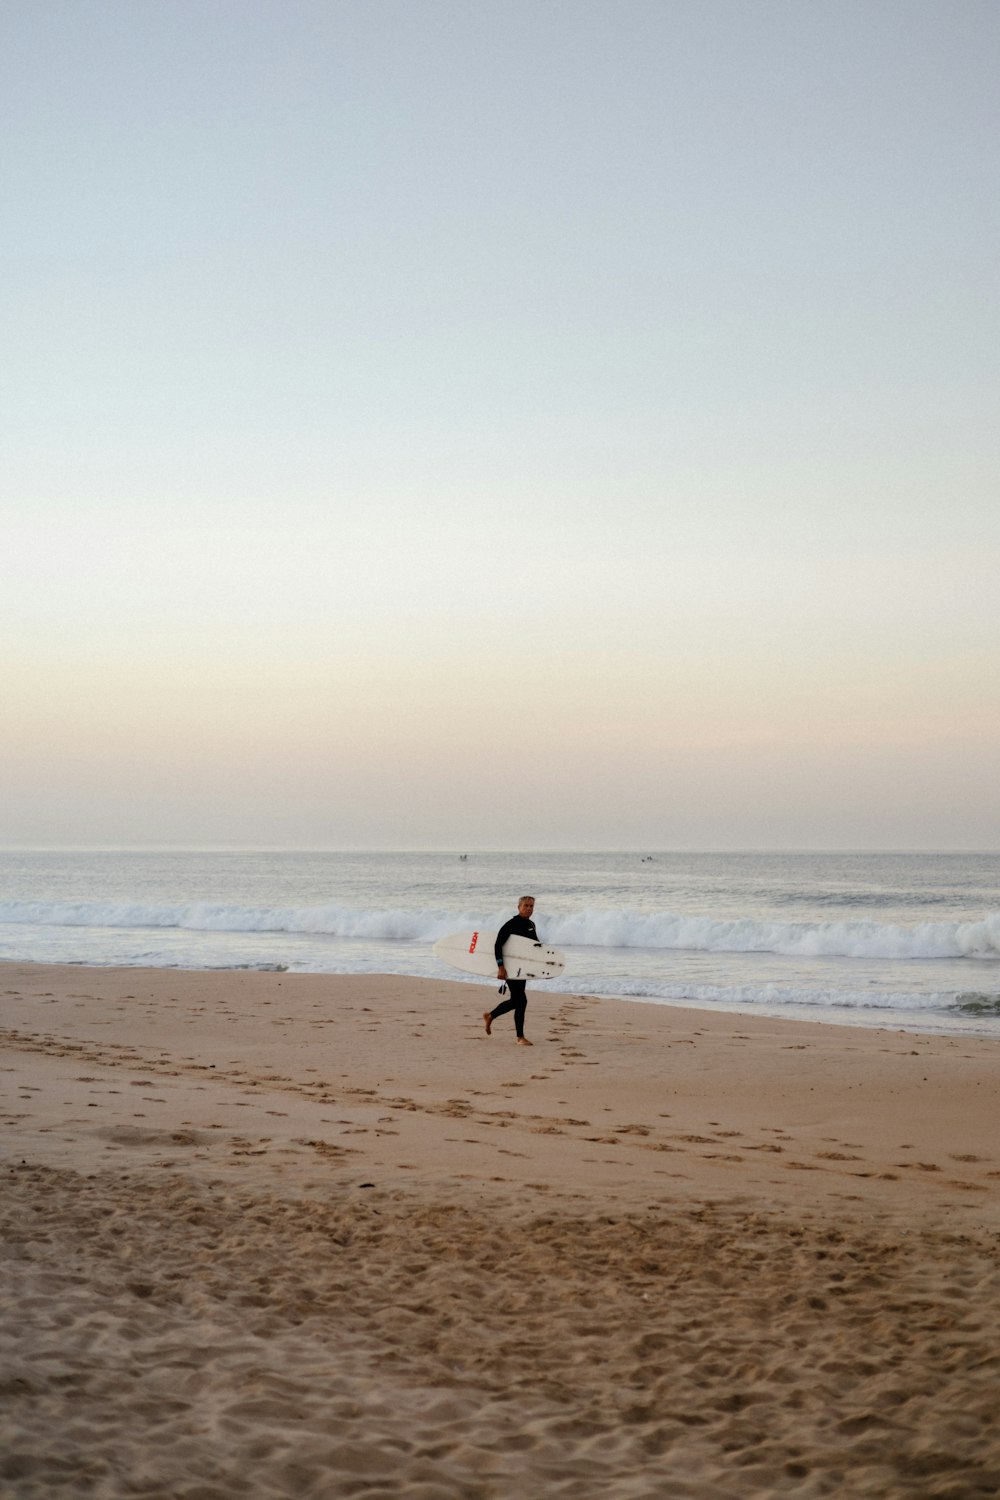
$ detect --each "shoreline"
[2,950,996,1042]
[4,962,1000,1496]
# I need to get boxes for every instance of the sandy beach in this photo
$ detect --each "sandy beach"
[3,963,1000,1498]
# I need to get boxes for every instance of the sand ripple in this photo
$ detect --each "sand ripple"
[3,1165,1000,1498]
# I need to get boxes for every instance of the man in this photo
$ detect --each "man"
[483,895,538,1046]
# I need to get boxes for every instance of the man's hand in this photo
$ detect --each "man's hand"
[497,965,507,980]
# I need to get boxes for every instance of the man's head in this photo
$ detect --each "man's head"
[518,896,535,917]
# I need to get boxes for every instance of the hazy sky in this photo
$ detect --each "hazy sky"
[4,0,998,850]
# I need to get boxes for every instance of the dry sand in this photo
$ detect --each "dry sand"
[3,962,1000,1498]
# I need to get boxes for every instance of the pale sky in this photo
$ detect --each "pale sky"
[3,0,998,850]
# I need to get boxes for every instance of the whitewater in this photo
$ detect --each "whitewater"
[1,849,998,1034]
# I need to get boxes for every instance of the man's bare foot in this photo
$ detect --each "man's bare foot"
[516,1036,533,1046]
[483,1011,492,1035]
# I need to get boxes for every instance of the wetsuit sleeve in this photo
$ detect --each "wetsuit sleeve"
[494,919,515,966]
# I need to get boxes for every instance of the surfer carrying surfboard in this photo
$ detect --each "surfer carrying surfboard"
[483,895,539,1046]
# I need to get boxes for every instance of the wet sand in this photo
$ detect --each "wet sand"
[3,963,1000,1497]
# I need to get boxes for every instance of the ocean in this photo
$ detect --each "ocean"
[1,849,998,1036]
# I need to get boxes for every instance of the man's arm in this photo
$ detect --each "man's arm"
[494,918,514,969]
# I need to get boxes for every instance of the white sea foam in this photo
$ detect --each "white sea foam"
[0,900,462,941]
[571,978,954,1011]
[2,900,998,961]
[543,909,1000,960]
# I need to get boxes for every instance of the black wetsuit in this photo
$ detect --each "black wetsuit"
[489,914,539,1038]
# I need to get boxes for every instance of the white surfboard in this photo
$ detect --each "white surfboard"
[433,929,566,981]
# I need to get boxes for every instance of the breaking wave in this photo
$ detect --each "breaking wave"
[1,900,998,962]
